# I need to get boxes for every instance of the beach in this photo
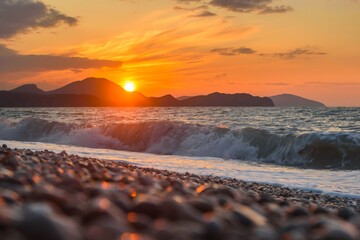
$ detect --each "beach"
[1,145,359,240]
[1,0,359,237]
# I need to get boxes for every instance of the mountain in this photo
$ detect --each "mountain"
[148,95,180,106]
[10,84,45,94]
[181,92,274,107]
[177,96,193,101]
[270,94,325,107]
[0,91,115,107]
[47,77,147,106]
[0,78,274,107]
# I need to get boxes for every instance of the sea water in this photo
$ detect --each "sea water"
[0,107,359,198]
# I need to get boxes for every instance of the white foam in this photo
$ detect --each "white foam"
[2,140,360,199]
[1,118,359,169]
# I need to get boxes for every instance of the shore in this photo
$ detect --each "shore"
[1,145,359,240]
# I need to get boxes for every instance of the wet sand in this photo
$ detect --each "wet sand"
[1,145,359,240]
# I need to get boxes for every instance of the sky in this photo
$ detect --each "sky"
[0,0,359,106]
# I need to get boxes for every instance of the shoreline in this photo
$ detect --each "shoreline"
[1,145,359,239]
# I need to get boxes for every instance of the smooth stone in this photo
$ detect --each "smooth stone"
[132,201,161,219]
[323,229,354,240]
[289,207,308,217]
[16,204,81,240]
[202,221,223,240]
[233,211,254,227]
[313,206,330,215]
[161,200,182,221]
[338,208,356,220]
[188,199,214,213]
[138,175,154,187]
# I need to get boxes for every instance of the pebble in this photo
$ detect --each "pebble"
[0,146,359,240]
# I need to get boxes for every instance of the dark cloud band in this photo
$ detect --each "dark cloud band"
[0,0,78,39]
[212,46,327,59]
[212,47,256,56]
[208,0,293,14]
[0,44,122,73]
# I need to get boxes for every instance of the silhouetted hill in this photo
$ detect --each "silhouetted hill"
[10,84,45,94]
[148,95,180,106]
[0,91,115,107]
[177,96,192,101]
[181,92,274,106]
[0,78,275,107]
[270,94,325,107]
[47,77,147,106]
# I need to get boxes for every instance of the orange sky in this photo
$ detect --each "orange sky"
[0,0,359,106]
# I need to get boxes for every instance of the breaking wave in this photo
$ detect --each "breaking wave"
[0,118,359,170]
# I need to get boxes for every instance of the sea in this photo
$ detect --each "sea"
[0,107,359,198]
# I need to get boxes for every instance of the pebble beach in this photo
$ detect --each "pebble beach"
[1,145,360,240]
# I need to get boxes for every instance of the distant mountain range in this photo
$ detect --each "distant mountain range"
[178,93,326,107]
[270,94,325,107]
[0,77,325,107]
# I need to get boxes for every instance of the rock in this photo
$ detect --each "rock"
[188,199,214,213]
[0,153,20,170]
[323,229,354,240]
[138,175,154,187]
[313,206,330,215]
[0,147,360,240]
[132,201,161,219]
[289,207,308,217]
[202,221,223,240]
[233,211,254,227]
[161,200,182,221]
[339,208,356,220]
[16,203,81,240]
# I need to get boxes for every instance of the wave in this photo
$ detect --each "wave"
[0,118,359,170]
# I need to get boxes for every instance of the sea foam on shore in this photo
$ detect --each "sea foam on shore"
[0,145,359,240]
[2,140,359,199]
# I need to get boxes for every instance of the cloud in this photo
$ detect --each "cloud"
[305,81,360,86]
[176,0,202,3]
[212,47,256,55]
[0,44,17,55]
[174,5,208,11]
[258,5,293,14]
[190,11,217,17]
[265,82,289,85]
[0,44,122,74]
[0,0,78,39]
[209,0,293,14]
[211,46,327,59]
[271,48,327,59]
[215,73,227,78]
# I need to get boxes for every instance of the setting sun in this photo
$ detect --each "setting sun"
[124,82,136,92]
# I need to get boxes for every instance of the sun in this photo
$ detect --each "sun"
[124,82,136,92]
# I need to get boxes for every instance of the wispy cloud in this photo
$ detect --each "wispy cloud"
[176,0,203,3]
[209,0,293,14]
[212,46,327,59]
[305,81,360,86]
[265,82,289,85]
[190,11,217,17]
[174,5,208,11]
[211,47,256,55]
[271,48,327,59]
[258,5,293,14]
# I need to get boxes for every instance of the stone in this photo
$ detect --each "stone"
[132,201,161,219]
